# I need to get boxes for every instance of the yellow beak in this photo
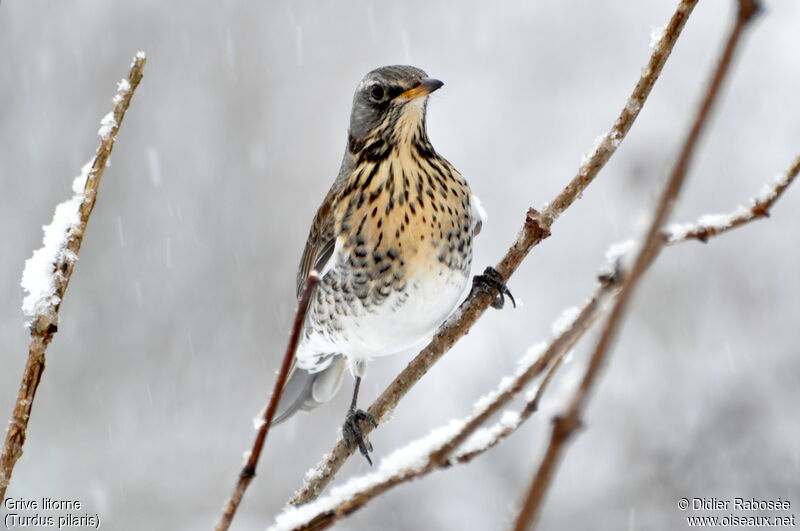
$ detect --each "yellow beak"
[398,78,444,100]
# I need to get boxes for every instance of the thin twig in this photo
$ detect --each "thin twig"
[0,53,147,500]
[268,147,797,529]
[664,156,800,243]
[428,289,606,467]
[215,274,320,531]
[289,0,700,506]
[451,338,572,465]
[512,2,761,529]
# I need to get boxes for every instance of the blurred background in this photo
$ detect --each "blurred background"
[1,1,798,529]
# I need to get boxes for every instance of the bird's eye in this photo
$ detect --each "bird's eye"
[369,84,385,101]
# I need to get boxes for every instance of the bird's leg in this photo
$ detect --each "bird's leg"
[342,376,378,465]
[471,266,516,310]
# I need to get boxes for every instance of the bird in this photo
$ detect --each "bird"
[274,65,512,464]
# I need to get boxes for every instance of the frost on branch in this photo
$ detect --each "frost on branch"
[551,306,581,337]
[454,410,521,459]
[663,167,799,243]
[98,112,117,139]
[113,79,131,104]
[665,206,750,242]
[579,131,623,177]
[271,420,467,531]
[20,164,91,328]
[598,238,638,282]
[650,24,667,49]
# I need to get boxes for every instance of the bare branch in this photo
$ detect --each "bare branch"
[0,53,147,500]
[289,0,700,506]
[512,2,761,529]
[538,0,698,227]
[215,274,320,531]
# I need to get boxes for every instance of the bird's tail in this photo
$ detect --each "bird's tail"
[273,356,347,424]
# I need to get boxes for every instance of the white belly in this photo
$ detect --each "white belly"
[297,267,468,373]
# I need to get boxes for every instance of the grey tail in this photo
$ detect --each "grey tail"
[273,356,347,424]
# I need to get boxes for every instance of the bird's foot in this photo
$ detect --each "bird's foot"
[343,408,378,465]
[471,266,516,310]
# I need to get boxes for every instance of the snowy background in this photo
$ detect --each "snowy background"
[1,1,799,530]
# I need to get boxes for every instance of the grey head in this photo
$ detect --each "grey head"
[347,65,444,145]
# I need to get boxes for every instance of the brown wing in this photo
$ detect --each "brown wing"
[296,193,337,297]
[295,153,355,297]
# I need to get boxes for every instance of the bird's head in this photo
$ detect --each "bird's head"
[347,65,443,153]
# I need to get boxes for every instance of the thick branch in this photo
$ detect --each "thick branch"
[512,2,761,529]
[289,0,700,506]
[0,53,147,500]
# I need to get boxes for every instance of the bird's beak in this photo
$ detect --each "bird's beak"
[398,78,444,100]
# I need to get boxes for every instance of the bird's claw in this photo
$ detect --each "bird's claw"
[472,266,516,310]
[343,409,378,465]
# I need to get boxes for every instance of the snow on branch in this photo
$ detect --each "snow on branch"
[20,52,146,333]
[20,163,89,324]
[664,156,800,243]
[1,52,146,499]
[287,0,701,508]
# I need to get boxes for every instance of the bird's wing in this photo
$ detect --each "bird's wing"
[284,173,346,419]
[470,193,487,237]
[296,164,353,296]
[296,207,336,297]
